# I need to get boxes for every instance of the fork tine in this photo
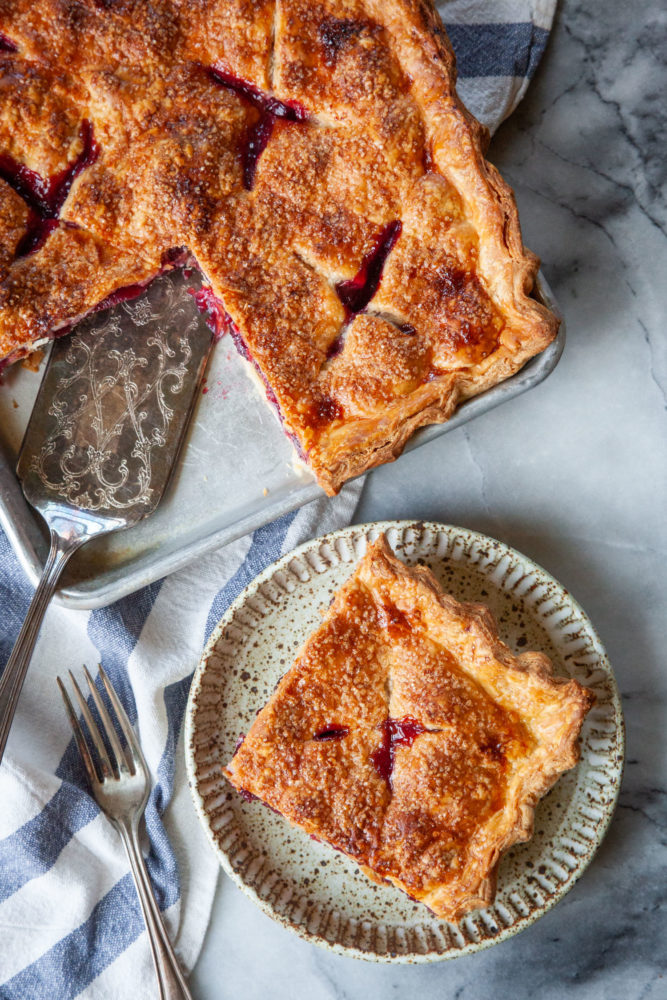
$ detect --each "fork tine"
[97,664,143,777]
[57,676,100,787]
[68,670,114,780]
[82,664,130,776]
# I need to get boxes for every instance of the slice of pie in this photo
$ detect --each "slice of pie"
[224,534,594,920]
[0,1,558,493]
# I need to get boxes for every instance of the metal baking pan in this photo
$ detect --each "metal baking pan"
[0,273,564,609]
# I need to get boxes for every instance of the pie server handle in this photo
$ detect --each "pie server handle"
[0,527,84,763]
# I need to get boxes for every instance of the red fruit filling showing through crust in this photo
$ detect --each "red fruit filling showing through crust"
[335,220,402,314]
[208,66,308,189]
[190,285,237,340]
[313,727,349,741]
[371,716,436,787]
[0,119,99,257]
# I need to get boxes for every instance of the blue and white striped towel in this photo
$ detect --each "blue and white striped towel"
[0,3,554,997]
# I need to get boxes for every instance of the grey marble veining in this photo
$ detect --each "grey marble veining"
[191,1,667,996]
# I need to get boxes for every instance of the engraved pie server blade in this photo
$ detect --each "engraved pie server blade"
[0,267,214,765]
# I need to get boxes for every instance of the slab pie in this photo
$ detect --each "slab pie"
[224,534,594,920]
[0,0,558,493]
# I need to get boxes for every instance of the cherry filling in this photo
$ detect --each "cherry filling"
[336,220,402,314]
[208,65,308,189]
[56,119,99,209]
[371,715,434,787]
[208,66,308,120]
[242,115,275,190]
[0,156,55,215]
[188,279,309,457]
[0,34,17,53]
[190,285,237,341]
[16,216,60,257]
[226,325,305,453]
[0,119,98,216]
[227,322,251,362]
[93,281,151,313]
[90,251,193,317]
[313,726,349,741]
[162,246,192,269]
[325,332,345,360]
[0,119,99,257]
[239,788,259,803]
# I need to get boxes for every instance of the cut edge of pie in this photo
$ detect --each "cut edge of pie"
[223,533,594,921]
[302,0,559,493]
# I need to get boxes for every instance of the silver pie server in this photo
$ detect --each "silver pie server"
[0,268,214,764]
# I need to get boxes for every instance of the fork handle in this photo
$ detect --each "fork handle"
[117,822,194,1000]
[0,529,82,765]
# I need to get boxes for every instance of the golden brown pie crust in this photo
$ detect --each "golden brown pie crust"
[0,1,558,493]
[224,534,594,920]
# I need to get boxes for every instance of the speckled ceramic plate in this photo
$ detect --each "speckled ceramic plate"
[185,521,624,962]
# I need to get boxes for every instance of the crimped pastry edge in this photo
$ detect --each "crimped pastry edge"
[363,535,594,919]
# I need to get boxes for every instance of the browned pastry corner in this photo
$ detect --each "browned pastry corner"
[0,0,558,493]
[224,533,594,921]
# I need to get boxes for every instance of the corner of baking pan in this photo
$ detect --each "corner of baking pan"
[403,269,565,456]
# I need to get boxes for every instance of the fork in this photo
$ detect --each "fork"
[58,665,194,1000]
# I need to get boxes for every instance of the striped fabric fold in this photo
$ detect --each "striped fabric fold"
[0,3,554,996]
[447,22,550,78]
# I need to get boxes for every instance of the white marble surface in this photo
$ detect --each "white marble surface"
[190,1,667,996]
